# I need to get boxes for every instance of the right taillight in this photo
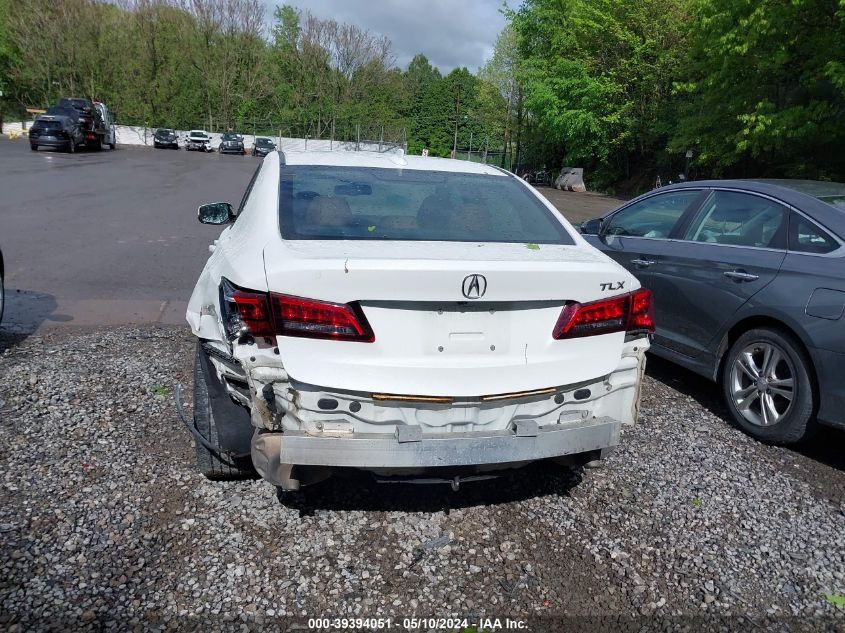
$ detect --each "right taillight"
[627,288,655,334]
[220,278,374,343]
[553,289,654,339]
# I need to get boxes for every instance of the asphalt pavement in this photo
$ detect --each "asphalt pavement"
[0,138,620,333]
[0,139,258,331]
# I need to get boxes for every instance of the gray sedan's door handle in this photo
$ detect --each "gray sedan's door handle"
[631,258,656,267]
[724,270,759,282]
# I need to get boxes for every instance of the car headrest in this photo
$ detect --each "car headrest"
[306,196,353,227]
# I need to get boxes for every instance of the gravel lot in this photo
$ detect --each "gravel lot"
[0,326,842,631]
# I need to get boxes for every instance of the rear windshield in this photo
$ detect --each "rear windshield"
[46,106,76,118]
[256,138,273,145]
[156,129,174,135]
[222,133,240,141]
[34,120,62,130]
[59,98,90,110]
[278,166,575,244]
[819,195,845,212]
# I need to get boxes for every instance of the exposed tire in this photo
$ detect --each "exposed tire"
[193,342,255,480]
[721,327,815,445]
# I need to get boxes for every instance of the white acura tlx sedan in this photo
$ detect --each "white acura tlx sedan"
[184,149,653,491]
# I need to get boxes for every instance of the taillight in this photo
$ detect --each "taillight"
[553,289,654,339]
[269,294,374,342]
[628,288,655,334]
[220,278,374,343]
[221,280,274,339]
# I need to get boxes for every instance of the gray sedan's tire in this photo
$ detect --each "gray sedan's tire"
[721,327,815,445]
[193,343,255,480]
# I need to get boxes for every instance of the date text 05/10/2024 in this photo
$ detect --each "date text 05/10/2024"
[307,617,528,630]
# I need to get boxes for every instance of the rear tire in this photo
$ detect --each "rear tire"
[721,327,815,445]
[193,342,255,480]
[67,139,76,154]
[30,144,37,151]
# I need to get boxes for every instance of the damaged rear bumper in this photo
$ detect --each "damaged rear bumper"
[251,416,620,487]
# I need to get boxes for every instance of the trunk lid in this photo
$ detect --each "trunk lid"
[262,240,636,396]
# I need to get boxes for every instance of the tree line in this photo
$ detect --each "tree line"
[1,0,843,190]
[509,0,845,190]
[0,0,519,165]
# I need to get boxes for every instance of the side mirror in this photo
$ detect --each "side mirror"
[198,202,234,225]
[580,218,603,235]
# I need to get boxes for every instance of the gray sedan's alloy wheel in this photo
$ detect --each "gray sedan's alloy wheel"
[722,328,814,445]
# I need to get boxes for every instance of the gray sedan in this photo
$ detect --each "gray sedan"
[581,179,845,444]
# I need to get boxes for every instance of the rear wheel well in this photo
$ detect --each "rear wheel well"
[718,316,819,411]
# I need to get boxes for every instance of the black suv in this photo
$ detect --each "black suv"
[252,137,276,157]
[153,128,179,149]
[29,114,83,152]
[57,97,100,132]
[219,132,245,155]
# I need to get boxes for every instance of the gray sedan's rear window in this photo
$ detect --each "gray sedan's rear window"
[278,166,574,244]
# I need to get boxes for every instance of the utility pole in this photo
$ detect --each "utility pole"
[468,131,473,161]
[452,85,462,158]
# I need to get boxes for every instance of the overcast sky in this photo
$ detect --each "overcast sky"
[279,0,510,73]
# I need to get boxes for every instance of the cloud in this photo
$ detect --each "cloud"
[276,0,509,73]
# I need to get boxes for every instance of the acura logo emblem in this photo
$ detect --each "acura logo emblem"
[462,274,487,299]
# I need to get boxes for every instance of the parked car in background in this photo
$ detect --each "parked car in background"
[581,179,845,444]
[184,151,654,489]
[219,132,245,155]
[153,128,179,149]
[186,130,213,152]
[29,114,83,152]
[252,137,276,157]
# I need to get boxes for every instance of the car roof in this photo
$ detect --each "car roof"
[281,150,507,175]
[635,178,845,237]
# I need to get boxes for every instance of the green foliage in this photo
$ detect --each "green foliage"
[824,593,845,607]
[671,0,845,179]
[512,0,688,186]
[510,0,845,187]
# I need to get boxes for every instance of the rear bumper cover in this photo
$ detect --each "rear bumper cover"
[30,138,70,147]
[251,416,620,483]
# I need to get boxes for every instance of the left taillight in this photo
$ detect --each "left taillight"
[552,288,654,339]
[220,278,374,343]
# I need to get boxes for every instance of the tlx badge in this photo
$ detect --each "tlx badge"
[600,281,625,291]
